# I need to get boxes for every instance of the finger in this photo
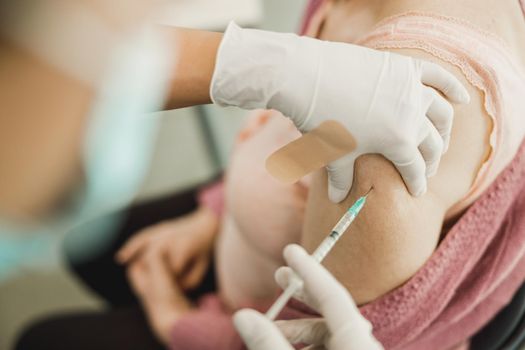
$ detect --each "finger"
[420,61,470,104]
[180,255,209,291]
[116,230,151,264]
[283,245,360,330]
[327,155,357,203]
[168,245,190,275]
[275,267,308,305]
[387,146,427,197]
[142,250,176,293]
[143,250,192,313]
[419,120,444,177]
[233,309,294,350]
[275,318,327,345]
[424,87,454,152]
[127,261,147,297]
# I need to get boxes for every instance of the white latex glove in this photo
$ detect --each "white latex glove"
[233,244,383,350]
[211,22,470,202]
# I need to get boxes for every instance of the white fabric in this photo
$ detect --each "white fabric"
[233,244,384,350]
[211,22,470,202]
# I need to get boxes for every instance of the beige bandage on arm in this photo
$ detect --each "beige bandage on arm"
[266,120,356,184]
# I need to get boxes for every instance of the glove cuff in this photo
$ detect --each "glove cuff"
[211,21,322,125]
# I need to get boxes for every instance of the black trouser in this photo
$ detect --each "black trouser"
[14,188,217,350]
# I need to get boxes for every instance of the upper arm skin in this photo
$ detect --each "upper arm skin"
[300,49,491,305]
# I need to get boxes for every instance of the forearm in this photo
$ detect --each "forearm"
[161,26,222,110]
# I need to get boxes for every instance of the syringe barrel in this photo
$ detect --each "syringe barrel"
[312,212,356,262]
[264,195,368,321]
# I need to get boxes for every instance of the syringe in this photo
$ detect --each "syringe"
[265,188,372,320]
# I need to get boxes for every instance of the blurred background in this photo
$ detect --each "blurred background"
[0,0,307,348]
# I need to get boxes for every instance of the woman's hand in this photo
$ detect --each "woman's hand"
[233,244,383,350]
[118,206,218,344]
[116,206,218,290]
[127,248,193,345]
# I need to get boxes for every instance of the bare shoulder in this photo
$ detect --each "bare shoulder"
[300,49,491,305]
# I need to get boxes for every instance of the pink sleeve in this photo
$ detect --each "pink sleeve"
[169,294,244,350]
[197,181,225,218]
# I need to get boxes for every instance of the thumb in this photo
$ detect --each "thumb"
[233,309,294,350]
[327,155,357,203]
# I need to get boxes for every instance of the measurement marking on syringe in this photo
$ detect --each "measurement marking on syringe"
[265,190,372,321]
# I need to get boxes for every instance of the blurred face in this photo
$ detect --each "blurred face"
[0,0,166,222]
[0,38,91,221]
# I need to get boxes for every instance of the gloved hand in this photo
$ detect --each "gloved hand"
[211,22,470,202]
[233,244,383,350]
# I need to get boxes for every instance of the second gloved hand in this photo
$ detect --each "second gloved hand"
[211,22,470,202]
[233,244,383,350]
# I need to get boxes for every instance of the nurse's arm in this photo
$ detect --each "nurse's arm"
[160,27,222,109]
